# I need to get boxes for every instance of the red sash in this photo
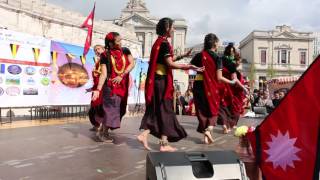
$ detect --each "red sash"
[145,36,174,104]
[91,59,102,107]
[232,72,245,114]
[222,67,244,114]
[107,48,130,98]
[201,51,221,116]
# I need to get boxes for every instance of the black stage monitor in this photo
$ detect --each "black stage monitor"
[146,151,248,180]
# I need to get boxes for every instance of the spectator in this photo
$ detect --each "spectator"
[272,91,281,107]
[184,89,193,104]
[257,91,274,113]
[279,90,286,99]
[176,91,187,115]
[253,89,263,108]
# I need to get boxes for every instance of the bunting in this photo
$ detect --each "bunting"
[10,44,20,58]
[32,48,41,63]
[80,55,86,66]
[50,51,58,67]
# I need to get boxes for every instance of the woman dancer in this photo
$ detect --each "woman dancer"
[219,44,247,133]
[190,33,240,144]
[87,45,105,132]
[138,17,204,151]
[92,32,135,141]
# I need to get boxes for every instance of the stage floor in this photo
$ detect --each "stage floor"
[0,115,263,180]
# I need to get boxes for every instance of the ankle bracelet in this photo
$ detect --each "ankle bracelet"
[159,140,169,146]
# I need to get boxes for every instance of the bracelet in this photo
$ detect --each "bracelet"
[230,80,236,85]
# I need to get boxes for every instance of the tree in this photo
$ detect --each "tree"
[288,64,293,76]
[267,64,276,79]
[248,62,256,90]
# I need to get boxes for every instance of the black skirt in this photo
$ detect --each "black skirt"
[140,75,187,142]
[193,81,217,133]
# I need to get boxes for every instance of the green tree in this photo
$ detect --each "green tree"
[248,62,256,90]
[267,64,276,79]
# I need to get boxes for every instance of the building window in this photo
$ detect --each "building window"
[300,51,306,65]
[281,50,287,64]
[136,32,145,57]
[277,51,280,64]
[260,50,267,65]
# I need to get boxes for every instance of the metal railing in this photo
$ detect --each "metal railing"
[0,105,90,124]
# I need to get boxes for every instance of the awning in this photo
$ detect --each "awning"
[267,76,300,85]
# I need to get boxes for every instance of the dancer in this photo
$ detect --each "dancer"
[219,44,247,133]
[138,17,204,152]
[92,32,135,141]
[230,54,246,127]
[190,33,241,144]
[87,45,105,132]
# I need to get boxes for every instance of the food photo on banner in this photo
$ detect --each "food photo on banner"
[49,41,95,106]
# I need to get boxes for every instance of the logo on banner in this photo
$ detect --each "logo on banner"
[10,44,20,59]
[0,64,5,74]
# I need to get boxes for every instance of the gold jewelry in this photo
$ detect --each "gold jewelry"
[111,54,126,75]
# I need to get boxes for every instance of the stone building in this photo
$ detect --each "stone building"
[239,25,314,88]
[0,0,142,57]
[106,0,187,58]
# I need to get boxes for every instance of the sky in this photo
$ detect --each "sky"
[47,0,320,46]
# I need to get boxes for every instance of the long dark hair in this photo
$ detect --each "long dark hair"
[156,17,174,36]
[224,43,236,56]
[104,32,120,79]
[105,32,120,50]
[203,33,219,50]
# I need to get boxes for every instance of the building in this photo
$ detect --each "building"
[107,0,188,58]
[239,25,314,89]
[0,0,142,57]
[313,32,320,58]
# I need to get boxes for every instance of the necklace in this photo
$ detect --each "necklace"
[111,54,126,75]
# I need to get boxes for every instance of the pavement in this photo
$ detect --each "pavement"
[0,115,263,180]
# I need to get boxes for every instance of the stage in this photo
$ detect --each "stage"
[0,116,263,180]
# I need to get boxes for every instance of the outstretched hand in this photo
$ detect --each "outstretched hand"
[189,65,205,72]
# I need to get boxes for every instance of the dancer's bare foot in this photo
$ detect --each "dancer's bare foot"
[204,135,209,144]
[223,128,229,134]
[160,145,177,152]
[204,130,214,144]
[137,134,151,151]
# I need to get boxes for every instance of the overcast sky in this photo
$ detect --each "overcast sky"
[47,0,320,46]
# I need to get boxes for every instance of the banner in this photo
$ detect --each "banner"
[127,58,149,104]
[49,41,95,106]
[0,29,51,107]
[0,29,143,107]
